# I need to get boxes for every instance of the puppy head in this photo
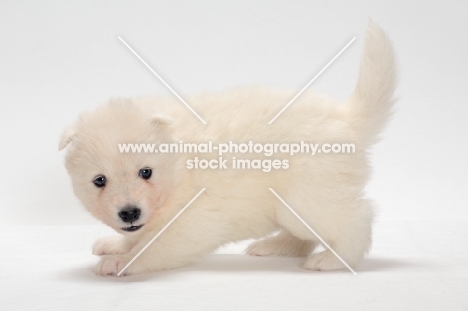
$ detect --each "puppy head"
[59,99,176,234]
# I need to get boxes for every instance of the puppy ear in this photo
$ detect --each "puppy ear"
[150,113,174,126]
[58,125,76,151]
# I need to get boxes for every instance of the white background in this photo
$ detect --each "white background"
[1,1,467,310]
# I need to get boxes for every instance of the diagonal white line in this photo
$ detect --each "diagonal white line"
[268,37,356,125]
[268,188,357,275]
[118,36,207,125]
[117,188,206,276]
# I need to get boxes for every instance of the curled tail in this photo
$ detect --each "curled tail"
[344,21,397,146]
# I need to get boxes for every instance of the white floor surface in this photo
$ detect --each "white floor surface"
[2,220,467,310]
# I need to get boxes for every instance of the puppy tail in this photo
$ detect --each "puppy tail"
[344,20,397,146]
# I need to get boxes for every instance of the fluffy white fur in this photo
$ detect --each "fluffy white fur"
[59,21,396,276]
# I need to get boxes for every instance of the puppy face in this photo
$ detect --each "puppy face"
[59,99,176,235]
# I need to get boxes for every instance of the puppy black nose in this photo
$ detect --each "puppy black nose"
[118,206,141,223]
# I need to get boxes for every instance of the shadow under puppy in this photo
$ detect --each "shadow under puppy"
[59,21,397,276]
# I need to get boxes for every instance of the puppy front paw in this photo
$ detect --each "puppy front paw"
[95,255,133,276]
[92,236,131,256]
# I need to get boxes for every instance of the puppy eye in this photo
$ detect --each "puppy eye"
[139,168,152,180]
[93,175,106,188]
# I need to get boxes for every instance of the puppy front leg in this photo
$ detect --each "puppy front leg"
[92,235,136,256]
[95,208,228,276]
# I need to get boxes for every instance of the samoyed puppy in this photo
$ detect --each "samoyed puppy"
[59,21,396,276]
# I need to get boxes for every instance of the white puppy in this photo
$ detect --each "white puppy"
[59,21,396,276]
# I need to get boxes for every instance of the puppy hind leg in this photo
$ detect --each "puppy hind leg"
[303,208,373,272]
[303,233,370,272]
[274,191,373,271]
[245,230,315,257]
